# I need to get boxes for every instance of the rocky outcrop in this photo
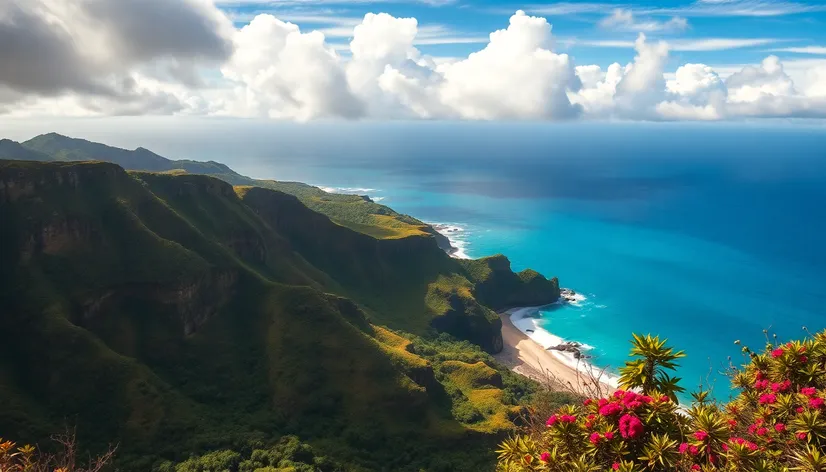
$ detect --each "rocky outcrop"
[20,217,101,259]
[547,341,591,360]
[77,269,238,336]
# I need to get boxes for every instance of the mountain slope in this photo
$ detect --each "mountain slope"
[0,159,561,470]
[19,133,453,248]
[0,139,52,162]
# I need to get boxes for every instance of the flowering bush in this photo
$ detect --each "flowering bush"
[497,332,826,471]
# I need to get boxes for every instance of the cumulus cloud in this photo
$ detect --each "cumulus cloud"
[220,14,363,120]
[0,0,233,113]
[2,2,826,121]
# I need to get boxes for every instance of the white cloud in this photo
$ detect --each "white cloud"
[579,37,781,51]
[3,4,826,121]
[769,46,826,55]
[220,14,363,120]
[599,9,688,32]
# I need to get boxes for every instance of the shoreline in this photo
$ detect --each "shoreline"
[429,222,471,259]
[494,306,617,395]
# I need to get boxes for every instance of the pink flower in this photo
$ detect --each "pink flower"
[797,432,808,441]
[771,347,784,358]
[775,423,786,432]
[584,398,593,406]
[759,393,777,405]
[619,414,644,439]
[691,465,700,471]
[599,402,623,416]
[540,452,551,463]
[754,379,769,390]
[727,419,737,429]
[604,431,614,440]
[802,387,817,397]
[694,430,709,441]
[756,427,768,436]
[589,432,601,445]
[721,443,729,452]
[659,395,670,403]
[797,407,805,413]
[689,445,699,455]
[679,443,690,454]
[800,355,809,363]
[560,414,577,423]
[810,397,824,409]
[546,415,558,426]
[598,398,609,407]
[612,463,620,471]
[614,390,626,399]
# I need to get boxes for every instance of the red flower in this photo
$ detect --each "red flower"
[589,432,601,445]
[691,465,700,471]
[612,463,620,471]
[810,397,824,409]
[694,430,709,441]
[604,431,614,440]
[583,398,592,406]
[619,414,644,439]
[560,414,577,423]
[797,407,805,413]
[759,393,777,404]
[756,427,768,436]
[754,379,769,390]
[599,402,623,416]
[775,423,786,432]
[679,443,690,454]
[540,452,551,463]
[659,395,669,403]
[801,387,817,397]
[772,348,784,358]
[546,415,558,426]
[800,355,809,363]
[727,419,737,429]
[689,445,699,455]
[797,432,808,441]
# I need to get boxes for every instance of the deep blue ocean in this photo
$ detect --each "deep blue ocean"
[47,120,826,400]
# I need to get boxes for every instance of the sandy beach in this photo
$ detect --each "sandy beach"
[494,307,616,395]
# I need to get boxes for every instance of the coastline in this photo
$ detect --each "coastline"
[495,306,617,394]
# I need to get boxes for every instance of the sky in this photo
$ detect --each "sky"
[2,0,826,122]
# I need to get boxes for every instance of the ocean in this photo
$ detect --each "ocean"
[22,119,826,401]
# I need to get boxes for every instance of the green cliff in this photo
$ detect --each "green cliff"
[0,155,561,471]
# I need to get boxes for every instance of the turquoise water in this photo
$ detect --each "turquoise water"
[154,121,826,401]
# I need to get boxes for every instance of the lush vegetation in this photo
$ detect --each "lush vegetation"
[0,158,562,471]
[497,331,826,471]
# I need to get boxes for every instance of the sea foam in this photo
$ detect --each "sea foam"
[509,306,620,388]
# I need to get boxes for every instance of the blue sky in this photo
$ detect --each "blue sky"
[4,0,825,121]
[217,0,826,69]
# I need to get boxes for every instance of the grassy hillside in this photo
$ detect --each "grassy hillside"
[0,159,563,471]
[16,133,453,248]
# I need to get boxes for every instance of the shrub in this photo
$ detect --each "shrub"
[496,330,826,471]
[0,430,115,472]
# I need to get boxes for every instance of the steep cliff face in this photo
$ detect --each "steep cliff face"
[462,255,561,310]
